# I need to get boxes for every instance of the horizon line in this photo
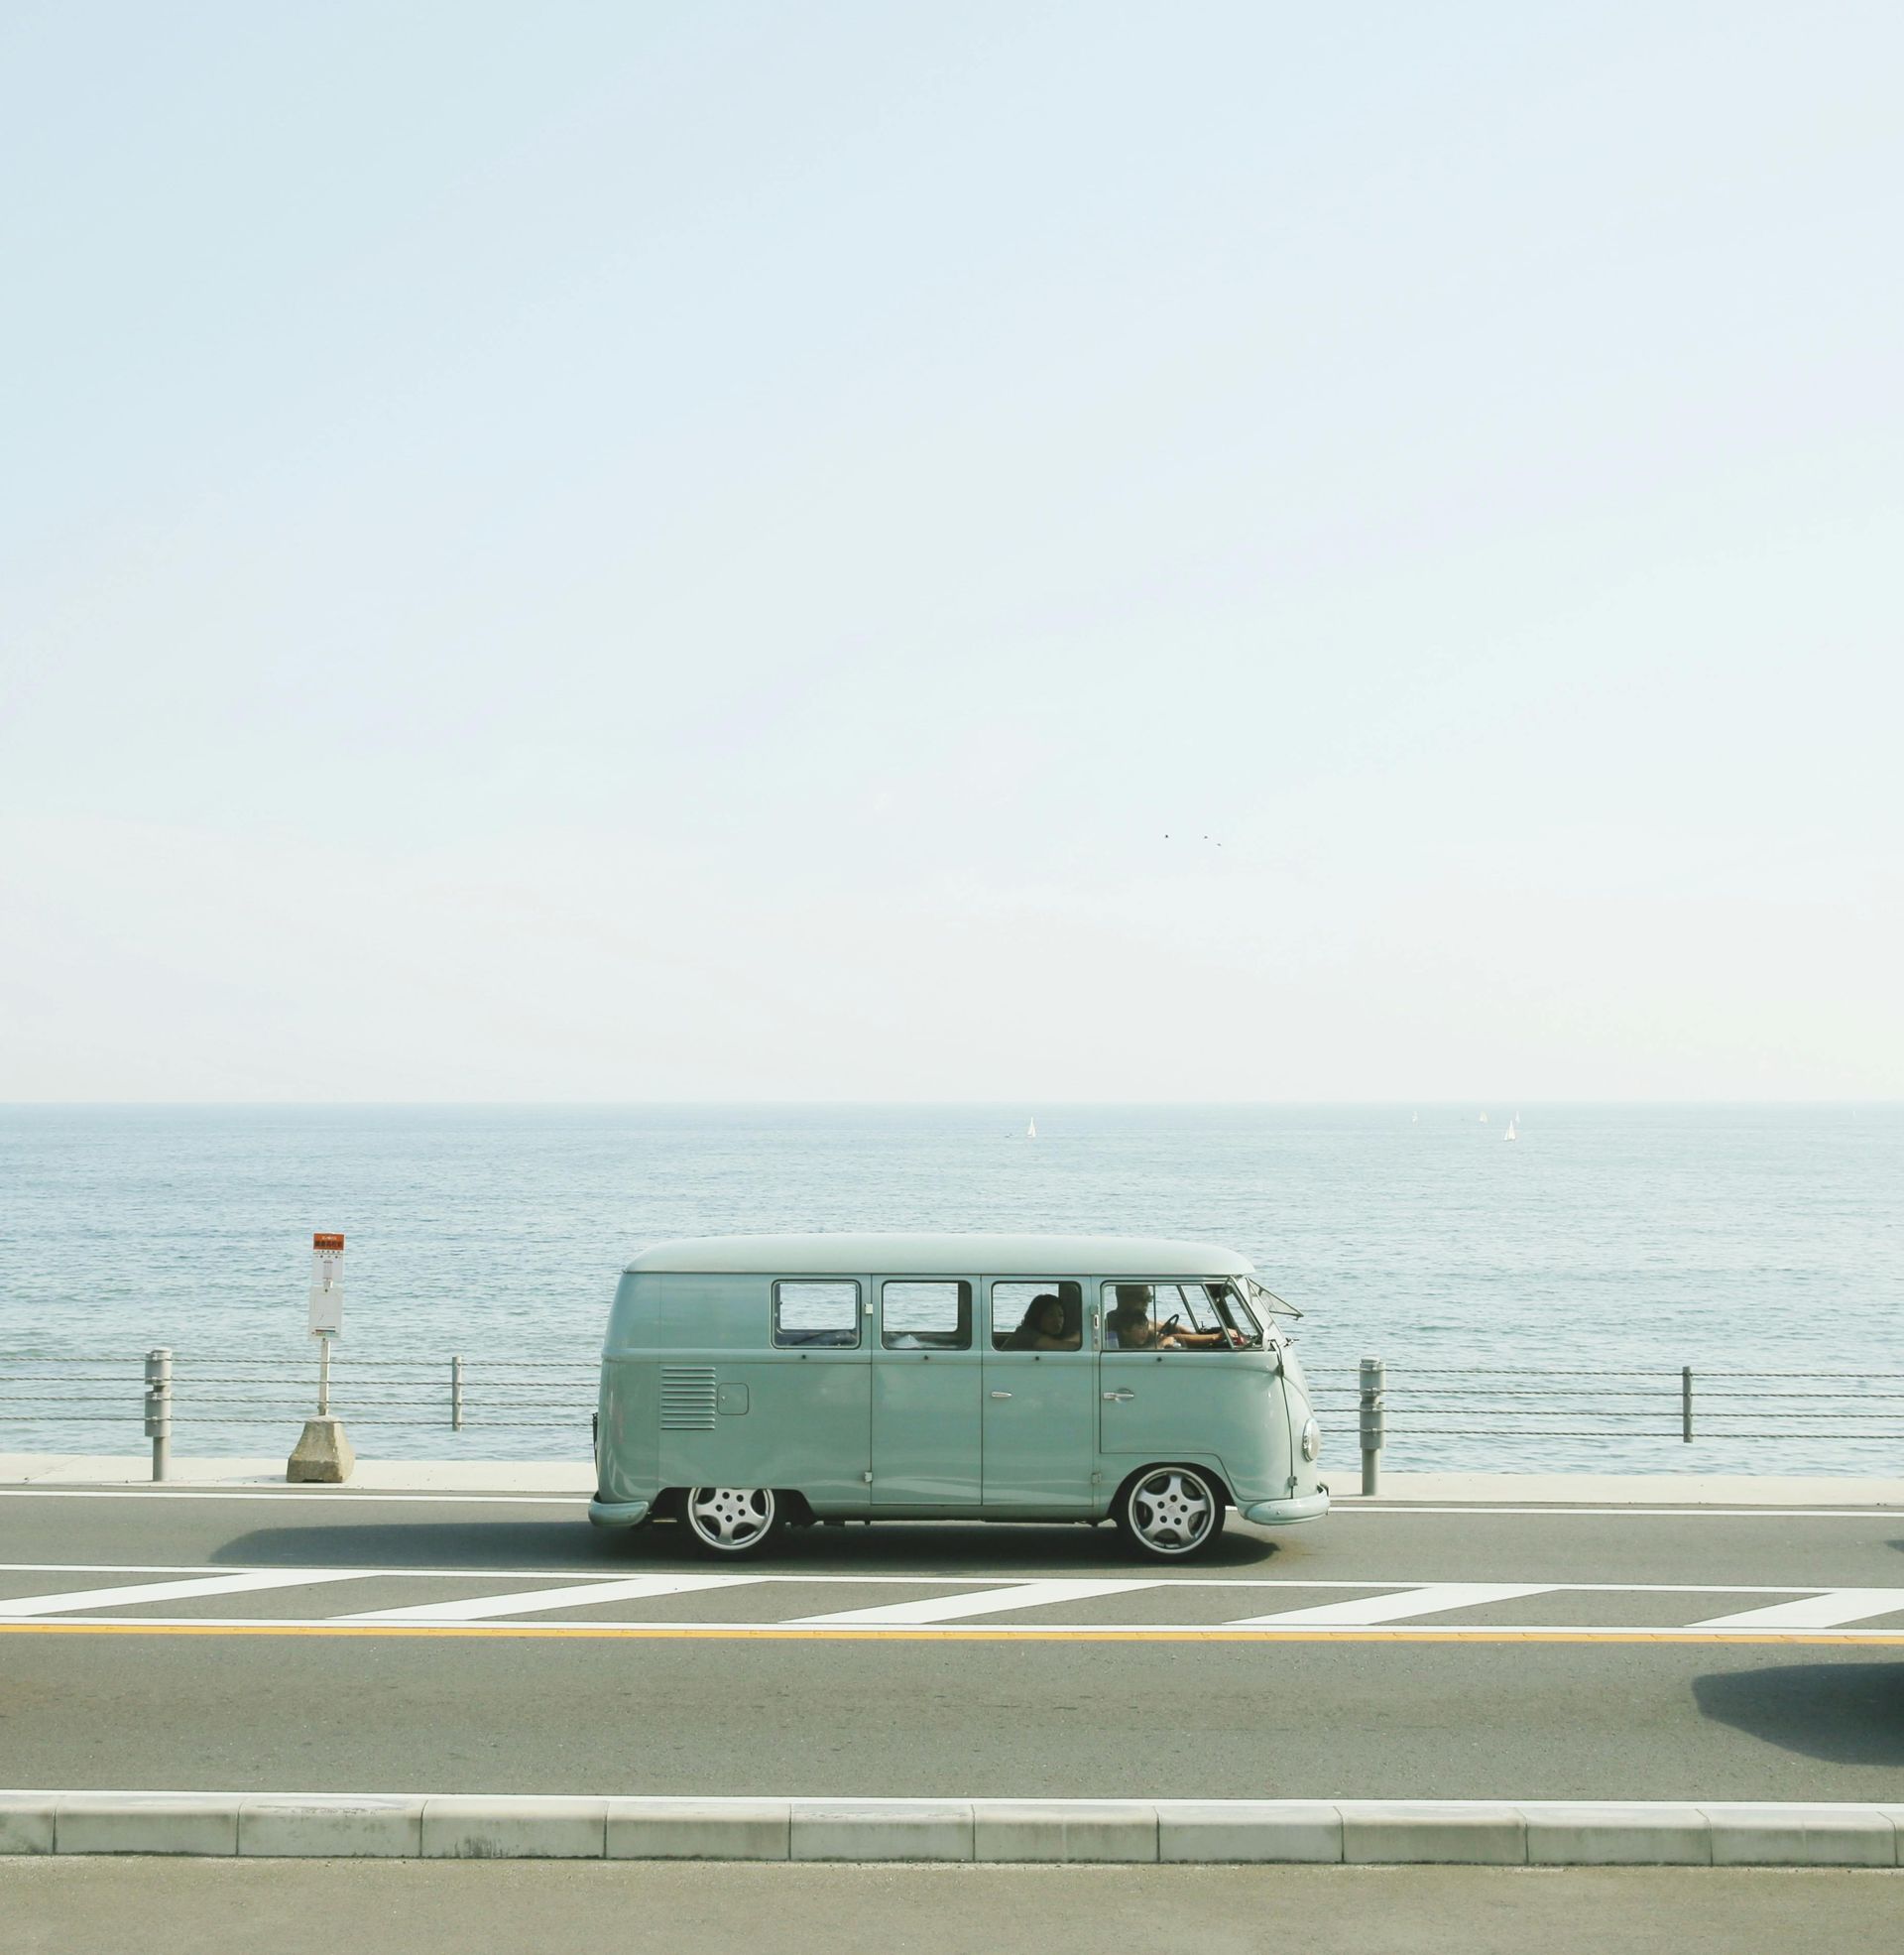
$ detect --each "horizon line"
[2,1098,1899,1111]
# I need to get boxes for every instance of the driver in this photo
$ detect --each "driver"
[1107,1283,1235,1350]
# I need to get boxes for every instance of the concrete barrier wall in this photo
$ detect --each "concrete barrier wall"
[3,1794,1902,1866]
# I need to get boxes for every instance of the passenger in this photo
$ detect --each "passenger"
[1007,1292,1077,1351]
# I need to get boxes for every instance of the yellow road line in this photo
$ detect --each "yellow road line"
[2,1622,1902,1647]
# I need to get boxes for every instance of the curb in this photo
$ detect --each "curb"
[3,1796,1902,1866]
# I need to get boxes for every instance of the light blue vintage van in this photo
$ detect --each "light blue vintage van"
[589,1233,1326,1560]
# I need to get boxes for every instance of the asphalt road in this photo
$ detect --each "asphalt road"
[3,1488,1902,1799]
[7,1862,1904,1955]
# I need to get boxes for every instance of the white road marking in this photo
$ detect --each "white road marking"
[4,1563,1902,1640]
[1326,1505,1901,1521]
[0,1490,584,1505]
[1229,1582,1559,1626]
[1692,1588,1904,1629]
[0,1564,1838,1595]
[0,1563,1879,1599]
[342,1575,756,1622]
[794,1579,1159,1625]
[7,1615,1904,1642]
[15,1787,1904,1822]
[0,1571,371,1617]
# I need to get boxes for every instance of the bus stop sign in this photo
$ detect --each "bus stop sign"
[308,1233,345,1337]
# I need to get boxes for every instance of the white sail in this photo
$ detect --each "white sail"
[1025,1117,1037,1140]
[1504,1118,1517,1142]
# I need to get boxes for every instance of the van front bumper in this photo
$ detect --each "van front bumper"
[587,1496,653,1529]
[1241,1490,1330,1527]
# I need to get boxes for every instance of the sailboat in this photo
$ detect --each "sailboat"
[1025,1117,1037,1140]
[1479,1111,1488,1124]
[1503,1116,1518,1142]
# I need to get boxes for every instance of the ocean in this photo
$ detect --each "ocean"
[2,1103,1900,1473]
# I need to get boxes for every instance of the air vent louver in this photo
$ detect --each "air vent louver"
[659,1365,718,1430]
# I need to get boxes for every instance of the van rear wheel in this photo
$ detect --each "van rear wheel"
[1115,1465,1226,1560]
[683,1486,781,1557]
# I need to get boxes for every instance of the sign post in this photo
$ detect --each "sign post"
[144,1347,173,1484]
[308,1232,343,1414]
[288,1232,355,1484]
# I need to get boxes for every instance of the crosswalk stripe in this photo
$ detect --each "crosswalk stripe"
[1693,1588,1904,1629]
[794,1579,1159,1626]
[341,1575,756,1622]
[0,1572,370,1617]
[1228,1582,1559,1626]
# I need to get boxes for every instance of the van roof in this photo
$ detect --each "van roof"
[623,1232,1257,1277]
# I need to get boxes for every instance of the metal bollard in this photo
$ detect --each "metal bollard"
[1682,1366,1694,1443]
[1359,1355,1385,1496]
[144,1347,173,1484]
[451,1354,464,1431]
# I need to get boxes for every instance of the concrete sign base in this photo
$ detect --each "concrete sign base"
[287,1418,354,1485]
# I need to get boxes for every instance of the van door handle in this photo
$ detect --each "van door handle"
[990,1390,1012,1401]
[1102,1390,1134,1402]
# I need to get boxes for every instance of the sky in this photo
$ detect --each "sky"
[2,2,1899,1102]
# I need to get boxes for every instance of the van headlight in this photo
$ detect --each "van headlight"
[1300,1416,1321,1462]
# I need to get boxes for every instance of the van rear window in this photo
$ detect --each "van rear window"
[773,1280,861,1348]
[882,1281,972,1350]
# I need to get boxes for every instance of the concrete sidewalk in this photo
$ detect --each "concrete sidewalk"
[0,1453,594,1492]
[5,1452,1903,1505]
[1323,1469,1904,1508]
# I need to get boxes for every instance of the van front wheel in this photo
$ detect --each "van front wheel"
[1116,1466,1226,1560]
[683,1486,782,1557]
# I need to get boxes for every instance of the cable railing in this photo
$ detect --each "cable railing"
[1307,1358,1904,1493]
[0,1350,599,1477]
[4,1349,1903,1483]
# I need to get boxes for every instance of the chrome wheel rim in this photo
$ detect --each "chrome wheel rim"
[686,1486,775,1550]
[1129,1469,1215,1554]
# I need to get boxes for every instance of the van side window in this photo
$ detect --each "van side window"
[882,1281,972,1350]
[1103,1282,1258,1351]
[991,1282,1084,1351]
[773,1280,861,1349]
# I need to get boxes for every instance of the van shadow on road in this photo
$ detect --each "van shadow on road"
[1693,1662,1904,1766]
[209,1517,1287,1576]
